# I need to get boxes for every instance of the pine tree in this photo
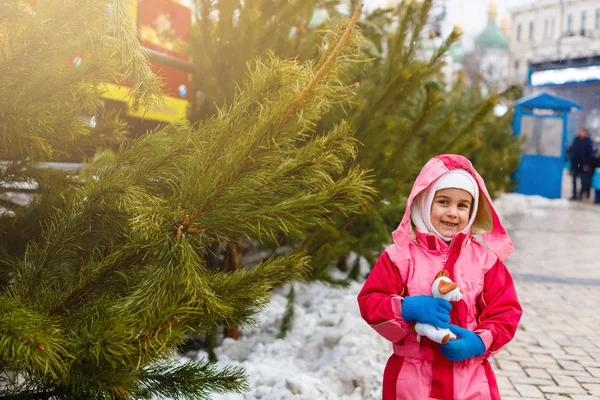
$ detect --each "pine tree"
[186,0,521,284]
[298,0,522,278]
[186,0,351,342]
[0,2,373,398]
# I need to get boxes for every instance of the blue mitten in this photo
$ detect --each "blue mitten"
[440,325,485,361]
[401,295,452,328]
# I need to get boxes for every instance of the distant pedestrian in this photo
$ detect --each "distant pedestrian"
[358,154,522,400]
[567,127,595,200]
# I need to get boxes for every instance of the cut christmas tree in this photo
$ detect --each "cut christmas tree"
[0,2,373,398]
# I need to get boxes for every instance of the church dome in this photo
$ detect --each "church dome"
[475,22,509,49]
[475,0,508,49]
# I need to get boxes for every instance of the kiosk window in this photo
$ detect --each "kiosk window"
[520,116,563,157]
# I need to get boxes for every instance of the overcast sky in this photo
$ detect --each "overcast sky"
[176,0,532,38]
[365,0,533,36]
[178,0,533,45]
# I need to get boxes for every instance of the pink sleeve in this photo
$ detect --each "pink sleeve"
[357,251,411,343]
[475,259,523,357]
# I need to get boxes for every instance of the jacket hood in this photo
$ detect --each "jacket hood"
[391,154,513,261]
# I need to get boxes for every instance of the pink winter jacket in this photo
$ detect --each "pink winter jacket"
[358,154,522,400]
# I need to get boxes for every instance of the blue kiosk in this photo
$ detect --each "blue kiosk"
[512,93,582,199]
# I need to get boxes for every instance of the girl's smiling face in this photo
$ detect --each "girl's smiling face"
[430,188,473,238]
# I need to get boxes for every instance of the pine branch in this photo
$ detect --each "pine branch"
[49,254,136,317]
[108,0,162,109]
[401,0,433,65]
[136,360,248,400]
[182,5,365,232]
[0,296,70,380]
[281,5,364,123]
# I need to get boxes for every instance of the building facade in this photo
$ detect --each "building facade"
[509,0,600,138]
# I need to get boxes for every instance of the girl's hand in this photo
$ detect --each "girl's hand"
[440,325,485,361]
[401,295,451,328]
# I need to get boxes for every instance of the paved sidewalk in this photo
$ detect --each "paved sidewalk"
[490,180,600,399]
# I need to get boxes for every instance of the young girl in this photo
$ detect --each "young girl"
[358,154,522,400]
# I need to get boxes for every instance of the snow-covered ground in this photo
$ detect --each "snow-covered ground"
[493,192,570,222]
[182,194,568,400]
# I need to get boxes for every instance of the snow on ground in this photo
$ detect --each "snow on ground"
[493,192,570,221]
[204,275,388,400]
[184,193,569,400]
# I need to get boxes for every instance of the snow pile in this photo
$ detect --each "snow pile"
[188,193,569,400]
[199,278,389,400]
[493,192,569,220]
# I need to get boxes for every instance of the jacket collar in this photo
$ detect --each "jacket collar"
[413,229,470,253]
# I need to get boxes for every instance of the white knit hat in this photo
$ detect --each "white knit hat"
[410,169,479,241]
[436,169,478,198]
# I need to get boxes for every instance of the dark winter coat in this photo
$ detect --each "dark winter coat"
[568,136,595,171]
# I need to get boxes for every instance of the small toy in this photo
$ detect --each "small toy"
[414,270,463,344]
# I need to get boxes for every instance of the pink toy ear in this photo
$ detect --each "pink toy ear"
[435,270,449,279]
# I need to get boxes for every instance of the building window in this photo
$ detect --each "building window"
[516,23,522,41]
[581,11,587,36]
[544,19,549,38]
[529,21,535,40]
[514,60,520,72]
[596,9,600,29]
[567,13,574,35]
[551,17,556,37]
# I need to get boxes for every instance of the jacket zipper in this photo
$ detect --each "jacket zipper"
[441,235,458,269]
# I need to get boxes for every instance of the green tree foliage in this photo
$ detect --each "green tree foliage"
[186,0,351,341]
[189,0,343,121]
[301,0,522,275]
[186,0,521,285]
[0,0,160,261]
[0,2,373,398]
[0,0,160,161]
